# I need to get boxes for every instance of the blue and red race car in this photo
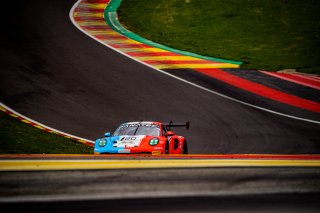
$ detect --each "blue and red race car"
[94,121,190,155]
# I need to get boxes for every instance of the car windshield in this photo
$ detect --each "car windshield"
[113,124,160,136]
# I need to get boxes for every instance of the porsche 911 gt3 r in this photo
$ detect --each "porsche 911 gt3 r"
[94,121,189,155]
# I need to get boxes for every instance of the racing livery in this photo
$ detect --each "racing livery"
[94,121,189,155]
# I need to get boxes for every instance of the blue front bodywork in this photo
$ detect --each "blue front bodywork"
[94,136,130,154]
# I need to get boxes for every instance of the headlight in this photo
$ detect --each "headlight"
[149,138,159,146]
[99,138,107,147]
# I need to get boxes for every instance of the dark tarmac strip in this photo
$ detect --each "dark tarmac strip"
[222,69,320,103]
[2,195,320,213]
[0,0,319,154]
[1,168,320,212]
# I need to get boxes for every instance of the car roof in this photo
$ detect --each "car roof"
[123,121,162,126]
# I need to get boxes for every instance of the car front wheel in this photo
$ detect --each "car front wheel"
[165,141,169,154]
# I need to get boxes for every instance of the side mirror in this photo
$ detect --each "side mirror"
[165,131,175,137]
[104,132,111,137]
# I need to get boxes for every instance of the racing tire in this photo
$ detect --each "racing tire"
[182,141,188,154]
[165,141,169,154]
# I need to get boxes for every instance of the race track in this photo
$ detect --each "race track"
[0,0,319,154]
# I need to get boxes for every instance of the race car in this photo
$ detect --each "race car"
[94,121,190,155]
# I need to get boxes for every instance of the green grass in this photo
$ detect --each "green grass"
[0,111,93,154]
[118,0,320,73]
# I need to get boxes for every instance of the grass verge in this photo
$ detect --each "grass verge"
[0,111,93,154]
[118,0,320,74]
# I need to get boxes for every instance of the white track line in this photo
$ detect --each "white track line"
[290,73,320,82]
[69,0,320,125]
[261,71,320,90]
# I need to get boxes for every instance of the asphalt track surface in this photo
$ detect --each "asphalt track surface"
[0,0,319,155]
[2,195,320,213]
[1,168,320,212]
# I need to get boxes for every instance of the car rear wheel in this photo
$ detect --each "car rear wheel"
[182,141,188,154]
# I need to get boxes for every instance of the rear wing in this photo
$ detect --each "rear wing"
[164,121,190,131]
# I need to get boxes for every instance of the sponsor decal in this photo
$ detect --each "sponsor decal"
[114,135,144,147]
[152,151,162,155]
